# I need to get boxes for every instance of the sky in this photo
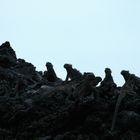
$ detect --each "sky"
[0,0,140,85]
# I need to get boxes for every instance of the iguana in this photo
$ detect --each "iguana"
[111,75,136,132]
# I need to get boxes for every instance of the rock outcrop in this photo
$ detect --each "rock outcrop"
[0,41,140,140]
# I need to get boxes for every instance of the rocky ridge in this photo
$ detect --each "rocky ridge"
[0,41,140,140]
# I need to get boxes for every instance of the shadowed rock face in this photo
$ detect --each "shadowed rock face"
[0,41,140,139]
[0,41,17,68]
[0,41,17,59]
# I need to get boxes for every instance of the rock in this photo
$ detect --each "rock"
[54,135,64,140]
[117,111,140,130]
[38,136,52,140]
[0,41,17,59]
[0,41,139,139]
[0,41,17,68]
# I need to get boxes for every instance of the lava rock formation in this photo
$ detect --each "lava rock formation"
[0,41,140,140]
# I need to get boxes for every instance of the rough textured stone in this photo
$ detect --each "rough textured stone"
[0,41,139,140]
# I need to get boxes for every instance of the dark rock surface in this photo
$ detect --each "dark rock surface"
[0,41,140,140]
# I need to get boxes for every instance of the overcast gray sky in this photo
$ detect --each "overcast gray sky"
[0,0,140,85]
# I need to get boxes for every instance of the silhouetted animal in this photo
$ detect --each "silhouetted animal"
[100,68,117,97]
[44,62,57,82]
[64,64,82,81]
[121,70,130,82]
[73,73,102,97]
[121,70,140,93]
[111,72,136,132]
